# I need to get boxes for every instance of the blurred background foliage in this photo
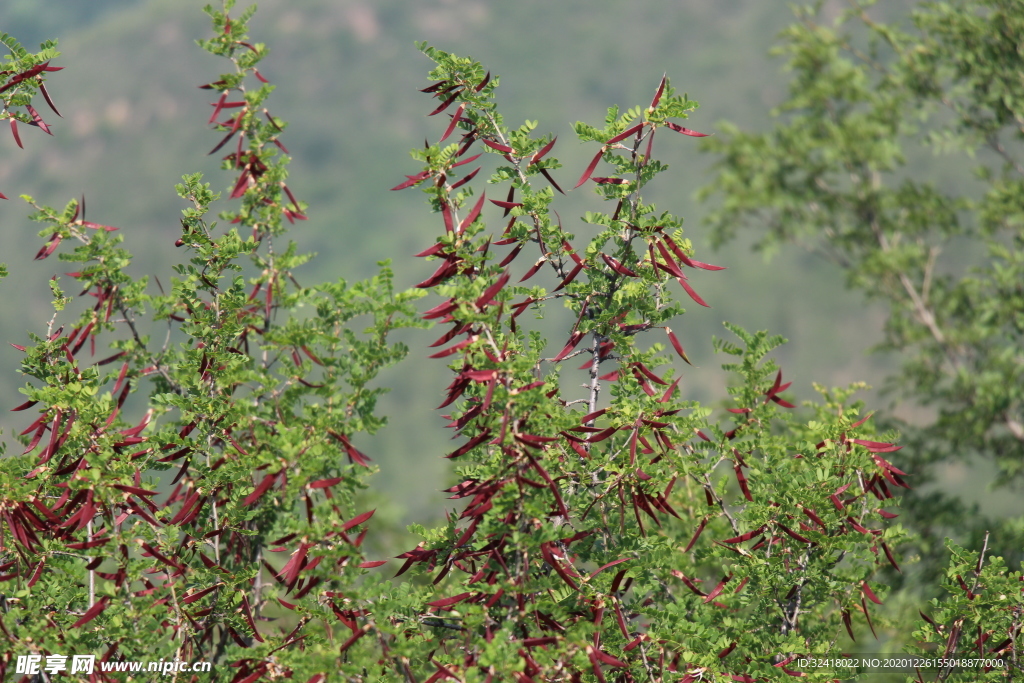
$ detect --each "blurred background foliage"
[1,0,1018,596]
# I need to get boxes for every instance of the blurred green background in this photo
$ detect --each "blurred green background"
[2,0,1018,537]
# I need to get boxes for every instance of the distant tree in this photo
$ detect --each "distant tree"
[703,0,1024,510]
[701,0,1023,676]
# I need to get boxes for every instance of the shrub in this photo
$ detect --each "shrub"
[2,2,1017,682]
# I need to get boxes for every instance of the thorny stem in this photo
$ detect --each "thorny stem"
[971,531,990,596]
[638,642,658,682]
[1010,606,1021,682]
[253,546,263,619]
[587,333,604,425]
[480,109,569,281]
[781,549,811,637]
[86,519,95,609]
[696,472,741,535]
[936,531,990,682]
[210,473,221,565]
[118,302,185,396]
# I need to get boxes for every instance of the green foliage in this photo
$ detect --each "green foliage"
[701,0,1023,675]
[365,41,916,682]
[2,3,422,679]
[0,31,61,201]
[2,1,1016,680]
[701,0,1024,492]
[907,536,1023,682]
